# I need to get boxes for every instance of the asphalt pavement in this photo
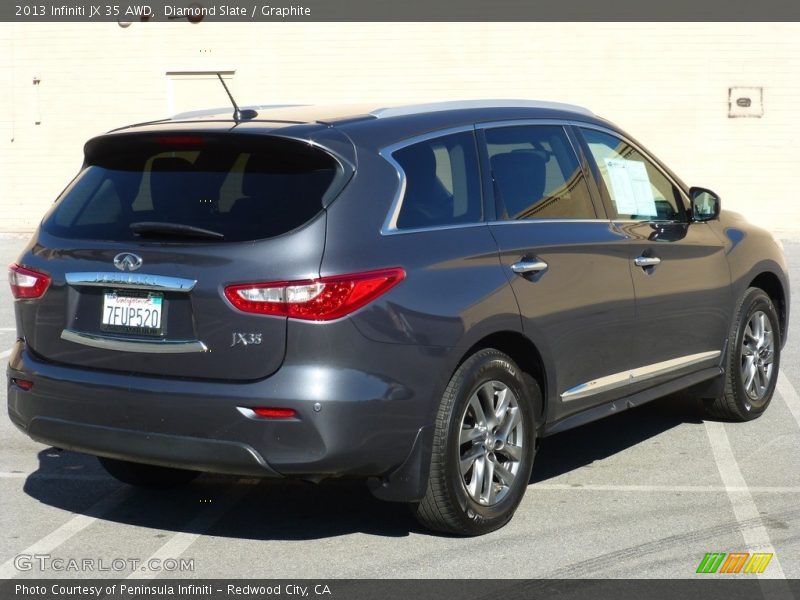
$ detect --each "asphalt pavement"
[0,236,799,580]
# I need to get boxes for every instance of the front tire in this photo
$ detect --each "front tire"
[99,457,200,489]
[705,287,781,421]
[413,348,538,536]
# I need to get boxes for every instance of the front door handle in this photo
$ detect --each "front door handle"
[511,260,549,274]
[633,256,661,268]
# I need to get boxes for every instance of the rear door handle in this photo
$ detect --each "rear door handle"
[633,256,661,268]
[511,260,548,274]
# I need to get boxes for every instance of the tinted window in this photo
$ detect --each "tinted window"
[581,128,684,221]
[393,131,482,230]
[485,125,595,220]
[42,135,341,242]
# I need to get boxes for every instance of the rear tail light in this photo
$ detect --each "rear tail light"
[224,267,405,321]
[9,264,50,299]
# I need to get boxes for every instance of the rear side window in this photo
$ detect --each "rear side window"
[42,135,342,242]
[485,125,596,220]
[392,131,482,230]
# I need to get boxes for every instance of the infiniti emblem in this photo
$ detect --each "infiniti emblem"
[113,252,143,272]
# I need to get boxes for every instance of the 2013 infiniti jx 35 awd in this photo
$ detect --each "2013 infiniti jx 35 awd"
[7,100,789,535]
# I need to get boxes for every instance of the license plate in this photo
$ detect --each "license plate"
[101,291,163,336]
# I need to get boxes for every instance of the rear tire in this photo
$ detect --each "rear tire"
[412,348,538,536]
[99,457,200,489]
[705,287,780,421]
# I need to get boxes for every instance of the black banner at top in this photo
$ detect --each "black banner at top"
[4,0,800,22]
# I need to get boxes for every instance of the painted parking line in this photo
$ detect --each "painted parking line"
[704,420,786,579]
[0,472,109,480]
[127,479,258,580]
[0,486,132,579]
[533,483,800,494]
[4,471,800,494]
[0,349,12,360]
[777,372,800,430]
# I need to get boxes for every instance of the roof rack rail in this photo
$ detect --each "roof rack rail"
[370,99,593,119]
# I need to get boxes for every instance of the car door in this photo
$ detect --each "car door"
[576,126,732,391]
[479,123,638,421]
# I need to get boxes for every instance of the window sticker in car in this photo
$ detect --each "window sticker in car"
[603,158,658,217]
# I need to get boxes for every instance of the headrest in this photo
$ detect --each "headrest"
[490,151,548,217]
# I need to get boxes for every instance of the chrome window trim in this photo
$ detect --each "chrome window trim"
[66,272,197,293]
[379,125,480,236]
[61,329,208,354]
[379,119,610,236]
[561,350,722,402]
[487,218,612,225]
[383,222,489,236]
[474,118,596,130]
[377,117,689,236]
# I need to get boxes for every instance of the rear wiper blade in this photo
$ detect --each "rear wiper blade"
[130,222,225,240]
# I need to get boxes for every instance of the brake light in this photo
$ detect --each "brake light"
[9,264,50,299]
[224,267,405,321]
[155,135,205,146]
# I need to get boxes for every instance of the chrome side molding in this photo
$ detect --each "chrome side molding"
[561,350,722,402]
[61,329,208,354]
[65,272,197,293]
[560,371,630,402]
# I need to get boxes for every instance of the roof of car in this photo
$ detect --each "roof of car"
[107,99,612,148]
[167,99,595,124]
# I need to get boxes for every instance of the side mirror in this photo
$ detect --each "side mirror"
[690,187,721,222]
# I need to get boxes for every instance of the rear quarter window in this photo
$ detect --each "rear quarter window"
[391,130,482,230]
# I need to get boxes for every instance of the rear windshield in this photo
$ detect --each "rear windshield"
[41,134,342,242]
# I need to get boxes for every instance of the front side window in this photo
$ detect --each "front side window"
[580,128,685,222]
[393,131,482,230]
[485,125,596,220]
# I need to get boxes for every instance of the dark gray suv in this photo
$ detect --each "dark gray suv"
[7,100,789,535]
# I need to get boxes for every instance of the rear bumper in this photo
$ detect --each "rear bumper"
[7,337,447,494]
[23,416,280,477]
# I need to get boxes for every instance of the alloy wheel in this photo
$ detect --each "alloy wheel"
[740,310,775,406]
[458,380,524,506]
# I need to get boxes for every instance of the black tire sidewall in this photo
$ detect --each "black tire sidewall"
[442,352,538,533]
[729,289,781,418]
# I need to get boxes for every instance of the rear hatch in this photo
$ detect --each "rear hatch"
[15,129,353,381]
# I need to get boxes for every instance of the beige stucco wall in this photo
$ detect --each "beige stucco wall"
[0,22,798,232]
